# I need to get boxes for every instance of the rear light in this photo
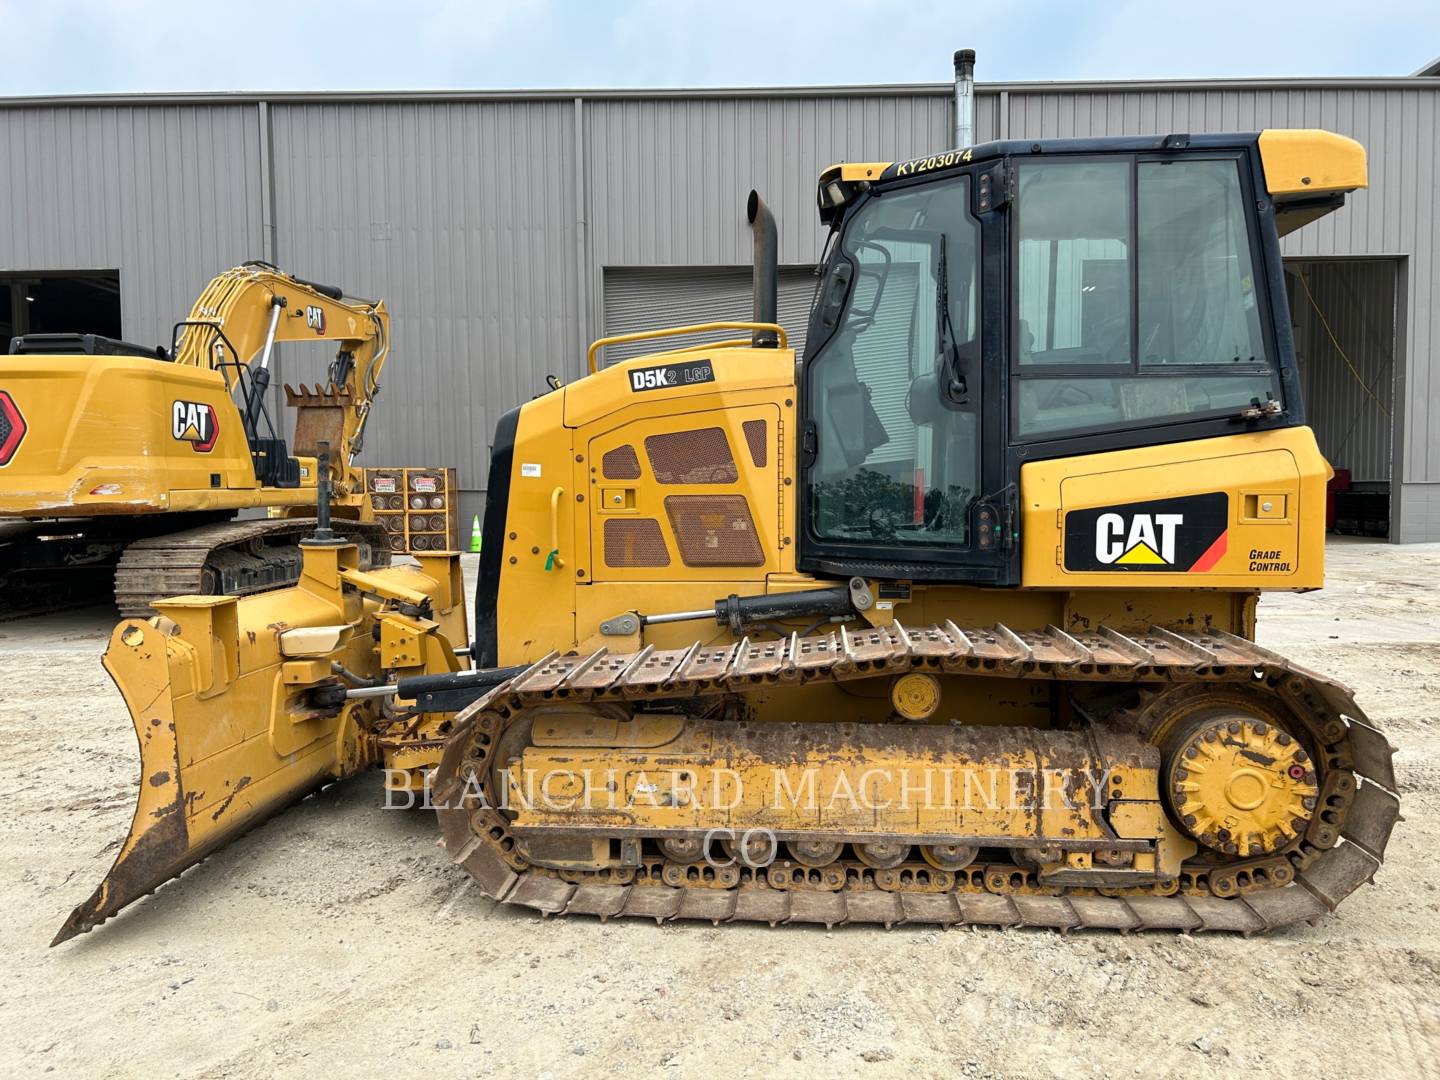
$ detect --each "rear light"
[0,391,25,466]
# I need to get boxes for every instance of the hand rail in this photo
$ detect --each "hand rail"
[587,321,788,374]
[667,337,754,355]
[545,486,566,571]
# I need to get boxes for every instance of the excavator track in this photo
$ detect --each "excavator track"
[113,518,390,616]
[433,622,1400,933]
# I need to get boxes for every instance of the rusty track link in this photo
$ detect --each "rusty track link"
[432,621,1401,933]
[113,518,389,615]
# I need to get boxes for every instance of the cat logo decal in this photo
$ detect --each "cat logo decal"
[171,399,219,453]
[1064,493,1229,573]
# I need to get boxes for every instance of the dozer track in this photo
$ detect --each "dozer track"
[113,517,390,616]
[433,622,1400,933]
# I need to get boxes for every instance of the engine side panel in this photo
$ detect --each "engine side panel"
[490,346,797,665]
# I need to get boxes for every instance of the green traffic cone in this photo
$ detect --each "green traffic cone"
[469,514,482,553]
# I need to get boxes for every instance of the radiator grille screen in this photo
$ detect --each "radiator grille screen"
[645,428,737,484]
[741,419,767,468]
[664,495,764,566]
[602,444,642,480]
[604,518,671,567]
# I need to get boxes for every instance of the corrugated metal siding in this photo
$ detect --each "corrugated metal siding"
[1288,261,1396,481]
[0,105,262,345]
[586,96,952,270]
[0,81,1435,534]
[269,101,578,493]
[998,86,1438,486]
[601,266,816,363]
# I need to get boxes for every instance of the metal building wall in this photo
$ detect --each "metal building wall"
[584,94,953,271]
[0,79,1435,537]
[271,91,963,524]
[268,100,579,503]
[0,104,263,344]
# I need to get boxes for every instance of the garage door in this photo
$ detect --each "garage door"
[601,266,817,365]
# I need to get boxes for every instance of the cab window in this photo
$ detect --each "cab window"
[1014,155,1276,439]
[807,177,980,546]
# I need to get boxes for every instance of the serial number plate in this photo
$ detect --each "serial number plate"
[628,359,715,393]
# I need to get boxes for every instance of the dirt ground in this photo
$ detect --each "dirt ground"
[1,537,1437,1079]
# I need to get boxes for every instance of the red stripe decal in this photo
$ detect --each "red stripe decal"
[1187,529,1228,573]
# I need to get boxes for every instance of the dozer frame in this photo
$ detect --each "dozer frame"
[55,128,1399,942]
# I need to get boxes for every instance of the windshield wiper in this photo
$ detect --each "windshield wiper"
[936,235,968,405]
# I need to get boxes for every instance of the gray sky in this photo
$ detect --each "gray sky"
[0,0,1435,96]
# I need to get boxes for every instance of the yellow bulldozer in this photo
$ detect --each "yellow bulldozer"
[0,262,392,615]
[55,129,1398,944]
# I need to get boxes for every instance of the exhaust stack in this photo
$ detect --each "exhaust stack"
[746,189,779,348]
[954,48,976,148]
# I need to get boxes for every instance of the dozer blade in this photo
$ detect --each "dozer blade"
[54,601,356,944]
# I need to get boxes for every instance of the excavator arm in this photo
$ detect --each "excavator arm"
[173,261,391,491]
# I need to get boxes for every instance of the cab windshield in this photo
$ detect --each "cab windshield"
[806,176,980,547]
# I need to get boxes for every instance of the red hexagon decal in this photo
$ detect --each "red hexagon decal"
[0,391,26,466]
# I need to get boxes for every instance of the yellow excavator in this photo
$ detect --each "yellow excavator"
[55,129,1398,944]
[0,262,391,615]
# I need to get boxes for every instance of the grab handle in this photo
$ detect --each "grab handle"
[545,486,565,571]
[587,321,787,373]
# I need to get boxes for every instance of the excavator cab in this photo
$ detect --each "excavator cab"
[169,314,303,488]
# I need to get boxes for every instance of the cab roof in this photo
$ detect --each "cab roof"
[817,128,1366,234]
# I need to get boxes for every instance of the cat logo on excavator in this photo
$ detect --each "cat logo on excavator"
[170,399,219,452]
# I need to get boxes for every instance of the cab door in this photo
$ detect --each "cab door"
[798,164,1015,584]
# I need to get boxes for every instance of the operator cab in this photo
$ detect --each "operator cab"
[800,133,1322,584]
